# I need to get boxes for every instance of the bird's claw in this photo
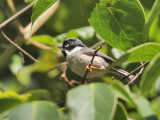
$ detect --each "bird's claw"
[86,65,93,72]
[86,65,104,72]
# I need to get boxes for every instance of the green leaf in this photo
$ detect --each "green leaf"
[140,53,160,95]
[31,0,57,25]
[27,89,51,101]
[149,16,160,43]
[113,102,128,120]
[9,55,23,75]
[111,81,158,119]
[67,83,117,120]
[8,101,61,120]
[17,51,58,86]
[31,35,56,47]
[113,42,160,64]
[133,96,158,120]
[80,0,99,19]
[0,90,31,113]
[0,98,22,113]
[150,97,160,119]
[89,0,146,51]
[154,76,160,94]
[0,111,10,120]
[111,81,134,106]
[143,0,160,36]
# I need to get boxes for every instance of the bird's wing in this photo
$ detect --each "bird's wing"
[80,48,121,69]
[80,47,135,80]
[80,48,113,63]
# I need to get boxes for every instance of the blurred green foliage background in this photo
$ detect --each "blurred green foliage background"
[0,0,160,119]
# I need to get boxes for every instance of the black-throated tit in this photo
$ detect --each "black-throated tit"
[61,38,134,80]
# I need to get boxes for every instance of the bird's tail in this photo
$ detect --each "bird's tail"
[111,68,134,81]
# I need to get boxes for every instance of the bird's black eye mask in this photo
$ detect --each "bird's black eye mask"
[62,41,75,51]
[63,40,85,50]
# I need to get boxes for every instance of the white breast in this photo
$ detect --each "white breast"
[66,48,108,79]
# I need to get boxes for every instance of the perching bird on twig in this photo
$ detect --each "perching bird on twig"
[61,38,134,81]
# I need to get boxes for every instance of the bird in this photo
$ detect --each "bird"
[61,38,134,81]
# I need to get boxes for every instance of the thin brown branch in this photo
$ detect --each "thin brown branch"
[0,1,36,29]
[59,64,75,88]
[81,42,106,84]
[61,73,75,88]
[121,62,149,81]
[122,62,149,85]
[126,66,144,86]
[1,31,39,62]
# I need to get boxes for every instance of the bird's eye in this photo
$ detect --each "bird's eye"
[65,43,70,47]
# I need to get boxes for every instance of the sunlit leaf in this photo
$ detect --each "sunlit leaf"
[113,42,160,64]
[149,16,160,43]
[89,0,146,51]
[67,83,117,120]
[31,0,57,25]
[31,35,56,47]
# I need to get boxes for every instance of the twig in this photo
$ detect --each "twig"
[81,42,106,84]
[1,31,39,62]
[61,73,75,88]
[126,66,144,86]
[121,62,149,81]
[60,64,75,88]
[0,1,36,29]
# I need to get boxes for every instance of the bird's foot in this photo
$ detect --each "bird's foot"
[86,65,93,72]
[86,65,104,72]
